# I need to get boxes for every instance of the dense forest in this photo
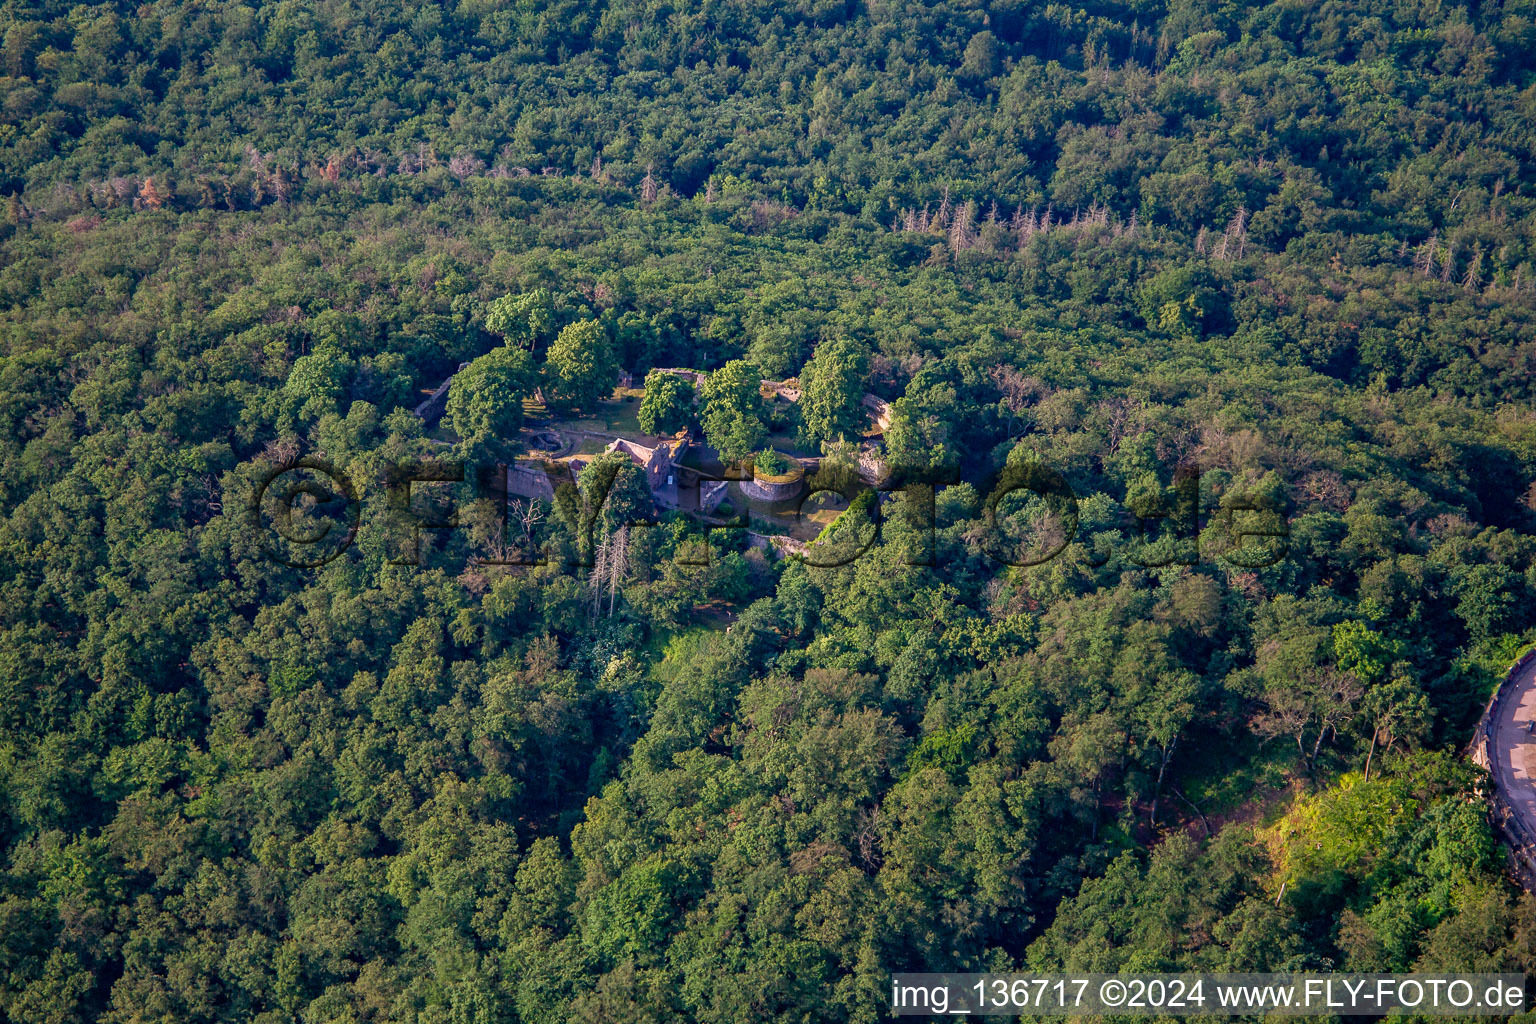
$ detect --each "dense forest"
[4,0,1536,1019]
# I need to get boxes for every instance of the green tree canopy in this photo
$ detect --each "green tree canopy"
[5,0,1536,1016]
[445,345,534,457]
[543,319,618,415]
[285,347,354,404]
[755,448,792,475]
[558,449,657,558]
[637,371,694,436]
[485,289,558,350]
[797,336,870,445]
[698,360,768,465]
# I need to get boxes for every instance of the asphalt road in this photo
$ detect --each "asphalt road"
[1490,654,1536,838]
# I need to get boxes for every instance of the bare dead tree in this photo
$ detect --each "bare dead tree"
[1415,231,1438,276]
[1311,670,1364,769]
[1440,240,1457,282]
[1018,205,1040,246]
[1256,668,1363,774]
[991,366,1047,413]
[608,525,629,617]
[1462,244,1484,292]
[510,499,545,553]
[1217,206,1247,260]
[591,537,608,621]
[1150,731,1178,827]
[110,177,137,207]
[853,806,882,870]
[948,200,976,251]
[1100,394,1144,453]
[448,152,486,179]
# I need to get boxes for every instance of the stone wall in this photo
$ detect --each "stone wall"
[739,468,804,503]
[652,367,708,386]
[861,392,892,432]
[412,361,470,424]
[506,461,563,501]
[700,480,728,513]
